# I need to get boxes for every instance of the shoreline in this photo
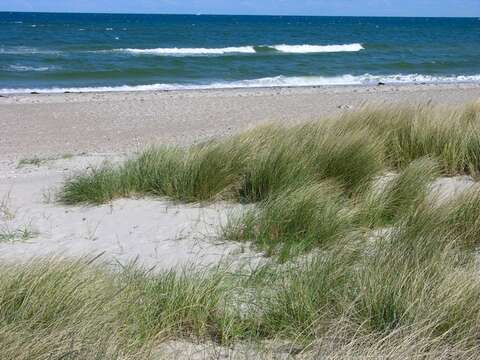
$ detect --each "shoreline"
[1,83,479,161]
[1,81,480,100]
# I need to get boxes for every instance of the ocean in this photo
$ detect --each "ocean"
[0,12,479,93]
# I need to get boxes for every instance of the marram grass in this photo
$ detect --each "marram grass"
[223,181,354,260]
[3,194,480,359]
[10,101,480,358]
[61,102,480,205]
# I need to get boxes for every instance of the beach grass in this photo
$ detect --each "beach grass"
[3,195,480,359]
[6,101,480,358]
[17,156,44,167]
[222,181,355,260]
[3,186,480,357]
[0,225,36,243]
[60,102,480,206]
[60,121,385,205]
[340,102,480,175]
[357,157,440,227]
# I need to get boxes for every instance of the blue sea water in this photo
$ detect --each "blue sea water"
[0,12,479,93]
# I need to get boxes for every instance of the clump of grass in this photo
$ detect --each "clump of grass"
[299,124,385,192]
[349,215,480,343]
[341,102,480,175]
[0,225,37,243]
[358,157,440,227]
[117,264,258,345]
[0,192,15,221]
[60,103,480,206]
[224,182,354,259]
[235,125,384,202]
[0,259,134,359]
[17,156,44,167]
[261,244,359,338]
[60,166,129,204]
[60,122,384,205]
[0,258,255,359]
[61,153,74,160]
[406,186,480,250]
[258,195,480,349]
[440,188,480,249]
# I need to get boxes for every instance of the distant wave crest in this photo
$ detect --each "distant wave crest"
[112,43,364,56]
[117,46,257,55]
[0,47,60,55]
[1,74,480,94]
[272,43,364,53]
[0,44,364,57]
[7,65,55,72]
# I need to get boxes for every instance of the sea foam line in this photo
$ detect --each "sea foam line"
[1,74,479,94]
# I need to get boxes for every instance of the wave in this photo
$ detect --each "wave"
[7,65,55,72]
[112,43,363,56]
[1,74,479,94]
[0,43,364,57]
[272,43,364,53]
[0,47,60,55]
[116,46,257,55]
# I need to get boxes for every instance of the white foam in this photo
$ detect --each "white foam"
[116,46,257,56]
[272,43,364,53]
[7,65,54,72]
[113,44,362,56]
[0,47,60,55]
[1,74,479,94]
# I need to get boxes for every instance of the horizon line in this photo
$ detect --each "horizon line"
[0,10,478,19]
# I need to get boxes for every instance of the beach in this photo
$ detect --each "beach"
[2,83,480,358]
[3,9,480,358]
[1,83,479,268]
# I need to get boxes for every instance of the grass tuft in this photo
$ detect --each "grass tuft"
[358,157,440,227]
[224,182,354,259]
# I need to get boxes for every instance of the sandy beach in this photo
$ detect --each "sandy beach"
[2,83,480,161]
[1,83,479,269]
[2,85,480,358]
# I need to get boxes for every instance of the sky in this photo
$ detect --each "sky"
[1,0,479,17]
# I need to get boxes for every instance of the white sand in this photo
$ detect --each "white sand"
[0,155,260,270]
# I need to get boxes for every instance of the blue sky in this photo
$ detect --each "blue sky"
[1,0,479,17]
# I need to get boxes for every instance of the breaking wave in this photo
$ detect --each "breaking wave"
[272,43,364,53]
[7,65,56,72]
[117,46,257,55]
[112,43,364,56]
[1,74,480,94]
